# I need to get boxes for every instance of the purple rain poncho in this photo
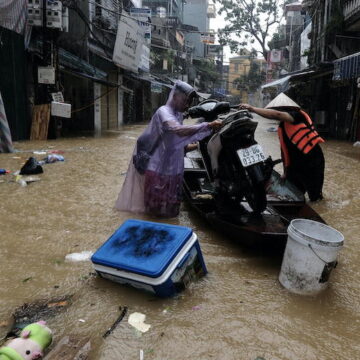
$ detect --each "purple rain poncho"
[115,81,212,218]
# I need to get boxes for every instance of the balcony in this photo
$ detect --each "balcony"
[344,0,360,30]
[167,16,180,27]
[151,37,171,48]
[207,3,216,18]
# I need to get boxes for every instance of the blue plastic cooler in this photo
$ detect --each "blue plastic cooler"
[91,219,207,297]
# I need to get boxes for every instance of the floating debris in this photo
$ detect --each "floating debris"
[33,151,47,155]
[3,296,72,339]
[128,312,151,333]
[0,316,15,343]
[103,307,128,338]
[65,251,93,262]
[20,157,43,175]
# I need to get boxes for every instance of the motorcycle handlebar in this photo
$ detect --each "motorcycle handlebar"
[272,159,282,165]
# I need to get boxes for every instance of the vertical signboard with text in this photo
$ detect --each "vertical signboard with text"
[113,15,145,73]
[130,8,151,41]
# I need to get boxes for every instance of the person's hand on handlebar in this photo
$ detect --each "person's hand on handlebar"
[208,119,222,131]
[239,103,254,112]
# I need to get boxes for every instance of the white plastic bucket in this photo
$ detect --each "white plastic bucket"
[279,219,344,295]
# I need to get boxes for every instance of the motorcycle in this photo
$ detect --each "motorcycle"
[187,99,280,214]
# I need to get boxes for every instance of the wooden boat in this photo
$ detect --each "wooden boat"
[183,150,325,251]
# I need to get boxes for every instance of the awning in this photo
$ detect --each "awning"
[333,51,360,81]
[261,70,317,92]
[59,48,107,79]
[261,76,291,91]
[29,40,108,80]
[126,73,173,89]
[60,68,119,88]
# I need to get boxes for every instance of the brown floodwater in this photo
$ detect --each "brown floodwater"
[0,115,359,360]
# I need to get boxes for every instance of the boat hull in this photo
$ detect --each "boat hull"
[182,166,325,251]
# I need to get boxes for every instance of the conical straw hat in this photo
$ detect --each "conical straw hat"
[265,93,300,109]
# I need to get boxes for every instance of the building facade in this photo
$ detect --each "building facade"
[228,52,266,103]
[183,0,212,59]
[306,0,360,140]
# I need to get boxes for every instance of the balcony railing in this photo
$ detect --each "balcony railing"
[344,0,360,21]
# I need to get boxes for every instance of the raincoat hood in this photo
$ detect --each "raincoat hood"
[265,93,300,109]
[173,80,198,97]
[166,81,198,111]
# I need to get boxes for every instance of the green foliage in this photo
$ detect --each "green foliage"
[150,49,175,72]
[301,49,311,57]
[267,31,285,50]
[216,0,285,60]
[193,59,221,90]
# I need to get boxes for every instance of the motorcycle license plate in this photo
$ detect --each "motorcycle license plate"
[237,144,266,167]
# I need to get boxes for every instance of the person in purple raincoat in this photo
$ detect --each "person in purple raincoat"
[115,80,222,218]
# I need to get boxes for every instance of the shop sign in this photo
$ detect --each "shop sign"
[51,92,64,102]
[130,8,151,41]
[38,67,55,84]
[113,15,144,73]
[151,82,162,93]
[139,44,150,72]
[200,33,215,44]
[269,49,282,63]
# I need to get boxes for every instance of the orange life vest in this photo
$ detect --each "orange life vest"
[278,110,324,167]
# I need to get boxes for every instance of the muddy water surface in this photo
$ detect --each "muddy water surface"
[0,115,359,360]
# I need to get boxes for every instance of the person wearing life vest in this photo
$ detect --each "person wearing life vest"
[239,93,325,202]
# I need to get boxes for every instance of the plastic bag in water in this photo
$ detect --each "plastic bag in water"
[44,154,65,163]
[20,157,43,175]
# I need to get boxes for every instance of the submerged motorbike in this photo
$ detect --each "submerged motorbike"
[188,99,280,214]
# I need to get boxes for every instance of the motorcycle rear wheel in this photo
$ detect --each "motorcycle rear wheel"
[244,182,267,213]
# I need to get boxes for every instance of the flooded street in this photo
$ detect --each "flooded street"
[1,115,359,360]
